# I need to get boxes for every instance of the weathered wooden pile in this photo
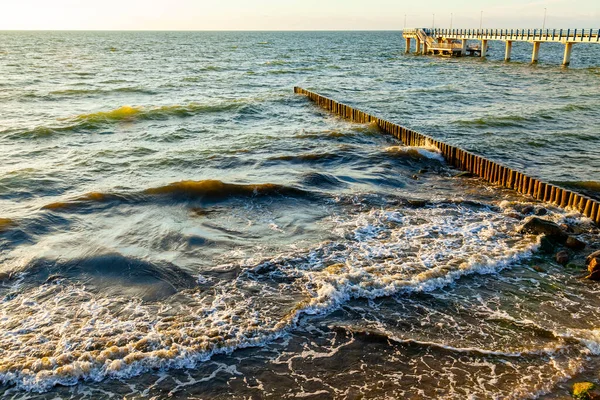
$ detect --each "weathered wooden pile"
[294,86,600,225]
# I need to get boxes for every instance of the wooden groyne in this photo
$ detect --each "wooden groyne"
[294,87,600,225]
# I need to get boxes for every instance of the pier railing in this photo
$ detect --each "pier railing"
[294,87,600,225]
[421,28,600,42]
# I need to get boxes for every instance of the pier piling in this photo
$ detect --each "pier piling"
[504,41,513,61]
[293,87,600,225]
[481,40,488,58]
[563,42,574,66]
[532,42,542,63]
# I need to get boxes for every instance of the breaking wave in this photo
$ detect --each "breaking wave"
[0,202,548,392]
[41,180,309,211]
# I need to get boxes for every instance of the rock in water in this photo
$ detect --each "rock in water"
[587,250,600,265]
[519,217,568,243]
[556,250,569,265]
[586,257,600,280]
[535,207,548,216]
[572,382,599,399]
[566,236,587,251]
[539,236,555,253]
[532,265,546,273]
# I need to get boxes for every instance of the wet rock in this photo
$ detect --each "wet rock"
[408,199,428,207]
[572,382,599,399]
[587,251,600,266]
[587,258,600,281]
[556,250,569,265]
[454,171,474,178]
[560,223,575,234]
[44,274,64,284]
[539,236,555,254]
[532,265,546,273]
[535,207,548,216]
[519,217,568,243]
[506,212,523,220]
[521,205,535,215]
[566,236,587,251]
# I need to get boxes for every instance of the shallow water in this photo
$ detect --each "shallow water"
[0,31,599,399]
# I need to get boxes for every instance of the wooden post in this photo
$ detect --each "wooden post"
[293,87,600,227]
[405,37,411,54]
[415,37,421,54]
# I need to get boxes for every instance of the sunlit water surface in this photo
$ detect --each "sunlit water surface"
[0,31,599,399]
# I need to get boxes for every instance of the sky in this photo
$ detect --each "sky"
[0,0,598,30]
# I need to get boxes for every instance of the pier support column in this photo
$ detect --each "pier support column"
[563,42,573,66]
[481,40,488,58]
[423,42,429,55]
[461,39,468,56]
[531,41,541,63]
[415,37,421,54]
[405,38,411,54]
[504,41,513,61]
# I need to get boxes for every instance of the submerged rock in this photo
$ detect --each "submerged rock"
[519,217,568,243]
[566,236,587,251]
[572,382,599,399]
[556,250,569,265]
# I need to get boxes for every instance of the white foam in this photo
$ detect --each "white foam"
[0,202,550,392]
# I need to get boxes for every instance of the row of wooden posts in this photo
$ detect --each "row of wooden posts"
[294,87,600,225]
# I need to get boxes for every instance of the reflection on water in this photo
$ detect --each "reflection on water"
[0,31,599,398]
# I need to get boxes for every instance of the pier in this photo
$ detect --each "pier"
[403,28,600,65]
[294,87,600,225]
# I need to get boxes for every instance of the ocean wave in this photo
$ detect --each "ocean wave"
[267,152,342,163]
[384,145,445,162]
[41,180,309,211]
[3,102,243,139]
[299,172,346,189]
[0,218,15,232]
[48,87,157,96]
[453,114,530,128]
[0,202,544,392]
[143,180,307,199]
[12,253,197,301]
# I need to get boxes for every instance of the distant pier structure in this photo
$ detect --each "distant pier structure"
[403,28,600,66]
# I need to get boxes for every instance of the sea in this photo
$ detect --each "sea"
[0,31,599,399]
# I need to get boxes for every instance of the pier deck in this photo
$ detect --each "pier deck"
[403,28,600,65]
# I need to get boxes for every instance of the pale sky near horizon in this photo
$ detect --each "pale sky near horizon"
[0,0,598,31]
